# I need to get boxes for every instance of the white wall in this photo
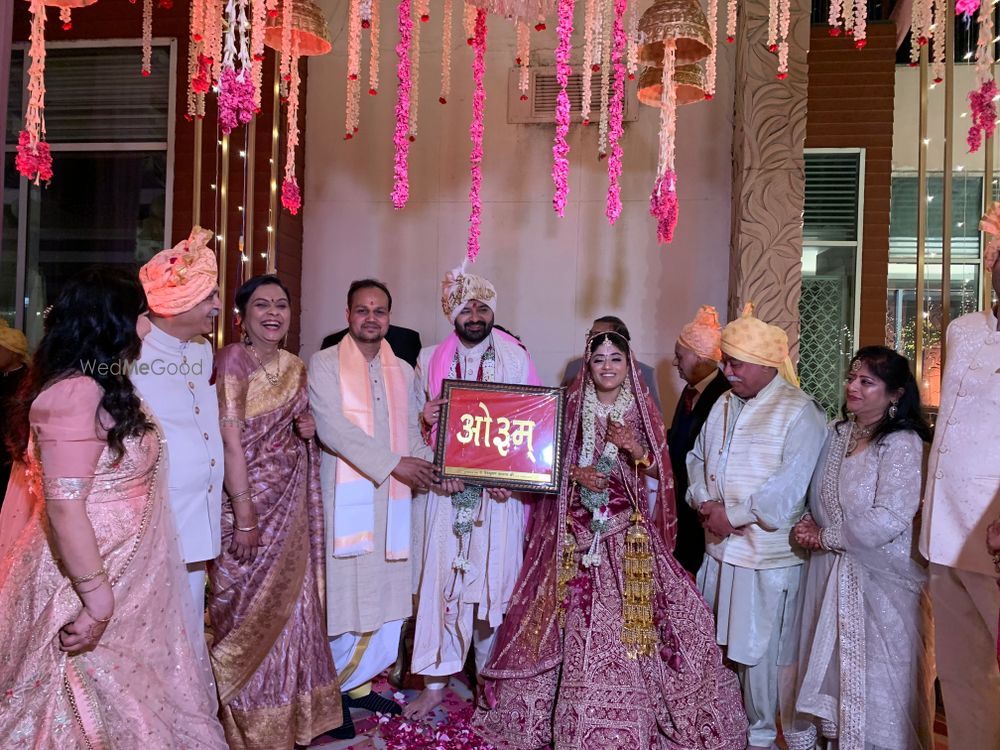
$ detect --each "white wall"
[301,0,736,411]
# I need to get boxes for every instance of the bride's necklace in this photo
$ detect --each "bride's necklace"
[248,343,280,386]
[847,418,875,455]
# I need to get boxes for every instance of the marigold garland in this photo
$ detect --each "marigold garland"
[466,8,487,263]
[551,0,573,216]
[605,0,626,224]
[392,0,414,209]
[17,0,51,184]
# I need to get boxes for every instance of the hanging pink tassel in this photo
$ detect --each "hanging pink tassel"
[18,0,52,184]
[466,8,487,263]
[649,170,679,244]
[551,0,573,216]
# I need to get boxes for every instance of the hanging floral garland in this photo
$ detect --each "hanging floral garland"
[219,0,255,134]
[463,1,476,44]
[967,0,996,152]
[705,0,717,96]
[625,1,639,81]
[725,0,736,42]
[16,0,52,184]
[281,39,302,213]
[391,0,414,208]
[597,0,613,156]
[931,0,945,83]
[250,0,266,111]
[369,0,381,96]
[439,0,452,102]
[649,39,678,244]
[205,0,225,87]
[409,0,430,140]
[581,0,598,125]
[776,0,790,77]
[142,0,153,76]
[551,0,573,216]
[516,18,530,101]
[466,8,487,262]
[605,0,627,224]
[345,0,362,137]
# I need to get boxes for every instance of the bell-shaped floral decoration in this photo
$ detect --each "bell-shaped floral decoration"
[264,0,331,214]
[44,0,98,32]
[637,63,707,107]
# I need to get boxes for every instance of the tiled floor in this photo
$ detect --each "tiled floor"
[309,674,951,749]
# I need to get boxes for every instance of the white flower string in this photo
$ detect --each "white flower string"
[766,0,778,51]
[409,0,429,140]
[250,0,266,111]
[369,0,381,96]
[578,376,634,567]
[346,0,362,137]
[726,0,737,42]
[582,0,598,124]
[463,0,476,44]
[439,0,452,103]
[931,0,945,83]
[142,0,154,77]
[706,0,718,96]
[851,0,866,48]
[597,0,613,156]
[625,0,639,81]
[776,0,790,78]
[516,19,531,100]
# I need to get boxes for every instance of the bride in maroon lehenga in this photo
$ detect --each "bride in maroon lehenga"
[472,332,747,750]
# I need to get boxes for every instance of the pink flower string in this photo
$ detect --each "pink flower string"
[597,0,613,156]
[17,0,51,184]
[59,7,72,31]
[777,0,790,77]
[851,0,866,48]
[281,40,302,213]
[650,169,679,244]
[219,67,256,133]
[142,0,153,76]
[392,0,414,209]
[346,0,363,136]
[581,0,598,124]
[725,0,737,41]
[204,0,225,87]
[827,0,842,30]
[374,705,495,750]
[250,0,266,111]
[266,0,278,15]
[466,7,487,263]
[551,0,573,216]
[439,0,452,103]
[625,1,639,80]
[187,0,208,117]
[410,0,429,139]
[967,79,997,152]
[280,0,293,83]
[605,0,626,224]
[516,19,530,100]
[369,0,381,95]
[842,0,854,32]
[706,0,717,95]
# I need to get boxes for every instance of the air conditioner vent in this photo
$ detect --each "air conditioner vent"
[508,66,640,124]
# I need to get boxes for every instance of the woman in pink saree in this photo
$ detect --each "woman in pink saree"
[472,331,747,750]
[207,275,341,748]
[0,268,227,749]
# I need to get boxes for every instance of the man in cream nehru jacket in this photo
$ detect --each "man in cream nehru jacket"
[687,305,826,750]
[134,227,224,642]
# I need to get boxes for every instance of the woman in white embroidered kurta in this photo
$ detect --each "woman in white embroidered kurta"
[784,346,934,750]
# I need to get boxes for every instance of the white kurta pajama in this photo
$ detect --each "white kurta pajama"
[687,375,826,748]
[410,333,539,684]
[309,344,431,691]
[919,308,1000,750]
[132,323,224,641]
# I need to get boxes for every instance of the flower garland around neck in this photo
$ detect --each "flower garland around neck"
[578,376,633,567]
[450,343,496,573]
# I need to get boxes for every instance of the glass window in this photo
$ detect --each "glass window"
[0,43,172,344]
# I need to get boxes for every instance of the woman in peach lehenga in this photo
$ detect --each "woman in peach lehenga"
[0,268,227,749]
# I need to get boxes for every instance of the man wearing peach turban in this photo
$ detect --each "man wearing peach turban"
[921,202,1000,748]
[668,305,730,575]
[686,304,826,750]
[0,319,30,506]
[132,227,225,662]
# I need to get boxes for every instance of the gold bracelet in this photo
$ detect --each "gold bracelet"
[84,607,113,624]
[228,489,252,502]
[235,524,258,533]
[70,566,106,586]
[75,579,108,594]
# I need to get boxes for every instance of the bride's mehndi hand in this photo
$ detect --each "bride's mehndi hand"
[605,418,643,459]
[569,465,609,493]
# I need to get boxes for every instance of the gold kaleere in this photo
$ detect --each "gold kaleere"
[622,510,656,659]
[557,516,577,626]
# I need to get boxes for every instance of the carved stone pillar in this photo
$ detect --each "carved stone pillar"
[728,0,810,359]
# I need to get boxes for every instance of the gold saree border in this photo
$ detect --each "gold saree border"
[210,481,310,705]
[219,680,343,750]
[64,658,112,750]
[243,352,304,420]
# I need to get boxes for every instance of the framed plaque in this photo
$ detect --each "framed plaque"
[433,380,566,493]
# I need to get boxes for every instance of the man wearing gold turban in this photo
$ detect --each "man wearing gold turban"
[921,204,1000,748]
[0,319,30,504]
[668,305,730,575]
[686,304,826,750]
[132,227,224,652]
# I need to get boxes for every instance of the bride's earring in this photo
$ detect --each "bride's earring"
[888,401,898,420]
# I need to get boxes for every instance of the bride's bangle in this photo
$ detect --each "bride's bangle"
[84,607,113,624]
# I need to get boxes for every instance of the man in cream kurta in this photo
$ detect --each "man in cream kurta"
[687,306,826,750]
[405,268,541,718]
[134,227,224,649]
[919,228,1000,750]
[309,279,438,736]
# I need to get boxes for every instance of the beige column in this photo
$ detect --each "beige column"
[728,0,810,359]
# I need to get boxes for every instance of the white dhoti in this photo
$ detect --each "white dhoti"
[930,563,1000,750]
[330,619,405,693]
[186,561,208,644]
[698,556,801,747]
[410,490,523,679]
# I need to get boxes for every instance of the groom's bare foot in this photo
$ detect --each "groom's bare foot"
[402,687,446,719]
